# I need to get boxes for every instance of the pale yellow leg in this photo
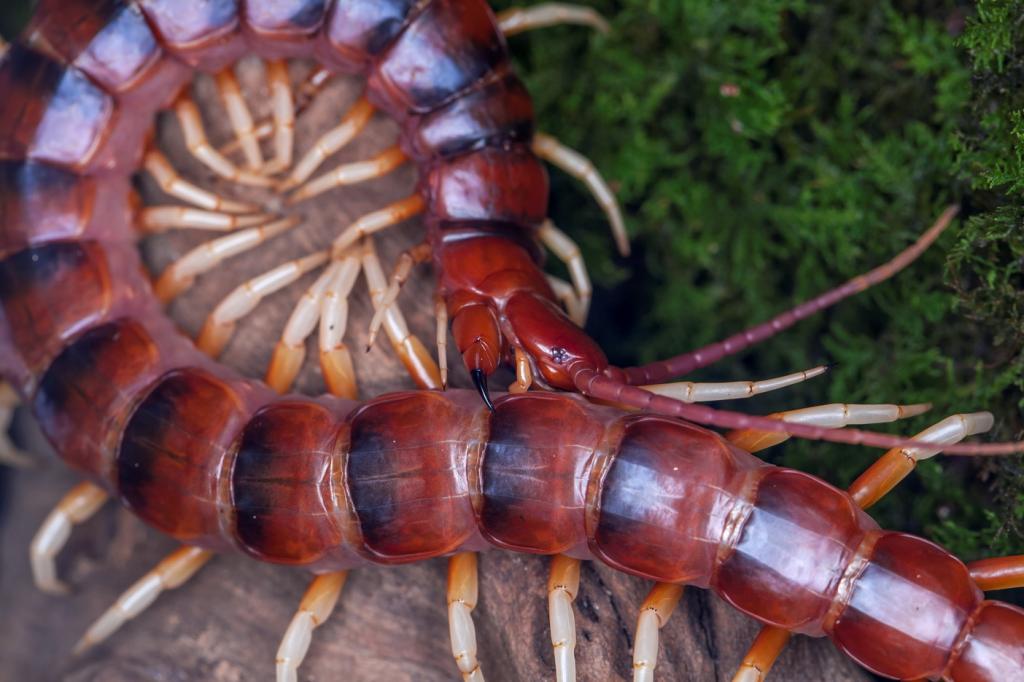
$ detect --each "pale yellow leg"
[728,411,993,682]
[215,67,264,170]
[632,582,685,682]
[366,242,433,349]
[330,195,426,256]
[448,552,485,682]
[533,132,629,256]
[361,238,442,390]
[143,150,256,213]
[264,60,296,176]
[74,546,212,654]
[641,365,830,403]
[0,383,32,467]
[175,96,273,187]
[139,206,274,233]
[30,481,109,594]
[435,293,450,389]
[266,261,341,394]
[286,145,408,206]
[319,252,363,399]
[154,216,302,303]
[548,555,581,682]
[276,572,347,682]
[279,95,376,191]
[538,220,592,325]
[497,3,611,36]
[546,275,587,330]
[197,252,328,357]
[509,347,534,394]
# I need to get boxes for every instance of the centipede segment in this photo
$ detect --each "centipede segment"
[3,2,1024,682]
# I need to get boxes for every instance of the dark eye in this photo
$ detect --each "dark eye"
[551,347,570,364]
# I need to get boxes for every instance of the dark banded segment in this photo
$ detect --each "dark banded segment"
[317,0,417,72]
[714,469,869,634]
[138,0,245,69]
[118,369,248,547]
[242,0,326,56]
[346,391,477,562]
[232,400,343,564]
[479,393,602,553]
[33,320,160,481]
[368,0,506,116]
[0,241,112,388]
[593,417,759,585]
[0,45,114,170]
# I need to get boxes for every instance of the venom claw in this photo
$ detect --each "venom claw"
[472,369,495,412]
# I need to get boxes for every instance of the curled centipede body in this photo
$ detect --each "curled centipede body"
[1,1,1023,681]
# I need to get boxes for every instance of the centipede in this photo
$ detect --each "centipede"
[1,0,1022,680]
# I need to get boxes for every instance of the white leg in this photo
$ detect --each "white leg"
[546,275,587,329]
[448,552,485,682]
[497,3,610,36]
[435,293,449,389]
[642,365,830,403]
[279,95,376,191]
[286,146,408,206]
[533,132,629,257]
[30,481,109,594]
[538,220,592,325]
[548,555,580,682]
[139,206,274,233]
[330,195,426,256]
[142,150,256,213]
[154,216,302,303]
[197,252,329,357]
[366,242,432,350]
[74,546,212,654]
[215,67,264,170]
[319,253,363,399]
[175,96,273,187]
[276,572,347,682]
[264,59,296,176]
[633,583,684,682]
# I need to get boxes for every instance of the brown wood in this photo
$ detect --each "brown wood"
[0,62,870,682]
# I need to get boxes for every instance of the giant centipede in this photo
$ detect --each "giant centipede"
[1,1,1023,681]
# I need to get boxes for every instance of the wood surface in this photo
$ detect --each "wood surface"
[0,60,872,682]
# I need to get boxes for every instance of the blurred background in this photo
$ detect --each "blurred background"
[1,0,1021,580]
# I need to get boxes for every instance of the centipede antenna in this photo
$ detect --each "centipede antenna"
[620,205,960,385]
[448,552,485,682]
[0,382,33,468]
[279,94,376,191]
[276,572,347,682]
[73,546,212,655]
[632,582,684,682]
[472,369,495,412]
[538,220,592,325]
[285,145,408,205]
[730,410,996,681]
[533,132,629,257]
[215,66,264,170]
[30,481,108,594]
[497,3,611,36]
[548,555,581,682]
[139,206,276,233]
[142,150,257,213]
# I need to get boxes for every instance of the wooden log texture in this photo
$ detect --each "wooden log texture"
[0,61,870,682]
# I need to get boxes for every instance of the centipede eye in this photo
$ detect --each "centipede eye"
[472,369,495,412]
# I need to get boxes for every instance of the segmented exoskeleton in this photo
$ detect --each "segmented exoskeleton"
[2,1,1024,681]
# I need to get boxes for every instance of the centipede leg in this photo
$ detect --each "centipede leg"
[632,582,684,682]
[332,194,427,257]
[175,96,273,188]
[548,555,580,682]
[286,145,408,206]
[155,216,302,302]
[509,347,535,394]
[497,3,611,36]
[538,220,592,326]
[641,364,831,404]
[360,238,442,390]
[435,292,450,389]
[74,546,213,655]
[279,95,376,191]
[729,411,994,682]
[546,275,588,329]
[142,150,257,213]
[265,262,341,394]
[319,252,363,399]
[138,206,275,234]
[276,572,347,682]
[197,252,329,357]
[532,132,629,256]
[29,482,108,594]
[448,552,485,682]
[263,60,296,176]
[0,382,32,467]
[214,67,264,170]
[367,242,433,349]
[968,556,1024,591]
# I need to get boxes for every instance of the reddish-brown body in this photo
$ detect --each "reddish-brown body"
[1,1,1022,680]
